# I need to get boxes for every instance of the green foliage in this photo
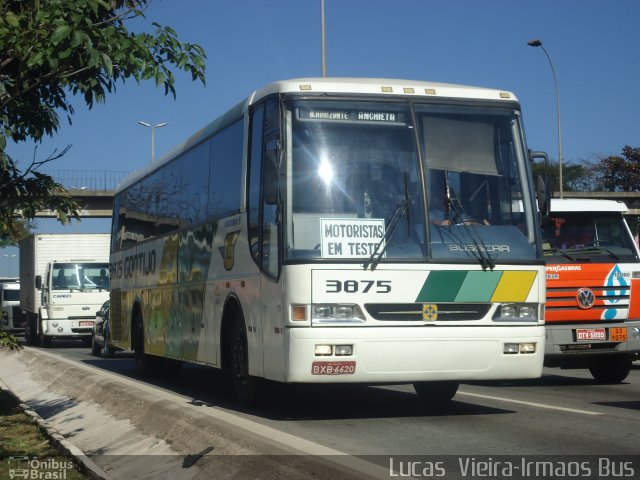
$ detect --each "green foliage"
[593,146,640,192]
[0,325,22,351]
[0,219,32,248]
[0,0,207,243]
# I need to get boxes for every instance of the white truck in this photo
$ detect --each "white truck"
[19,233,110,347]
[1,279,26,335]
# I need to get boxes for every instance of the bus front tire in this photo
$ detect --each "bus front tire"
[413,381,459,405]
[589,357,632,384]
[231,316,259,405]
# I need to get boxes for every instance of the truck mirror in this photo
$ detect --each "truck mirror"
[35,275,42,290]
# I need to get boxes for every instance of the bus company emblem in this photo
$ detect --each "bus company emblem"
[423,304,438,321]
[222,231,240,271]
[576,288,596,310]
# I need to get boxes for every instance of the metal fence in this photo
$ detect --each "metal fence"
[40,170,130,191]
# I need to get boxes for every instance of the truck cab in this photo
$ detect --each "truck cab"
[35,261,110,347]
[542,198,640,382]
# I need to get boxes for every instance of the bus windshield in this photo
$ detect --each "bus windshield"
[285,99,538,263]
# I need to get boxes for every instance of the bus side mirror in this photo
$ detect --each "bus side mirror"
[529,150,550,216]
[35,275,42,290]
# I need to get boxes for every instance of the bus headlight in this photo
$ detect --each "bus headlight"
[493,303,538,322]
[312,304,366,324]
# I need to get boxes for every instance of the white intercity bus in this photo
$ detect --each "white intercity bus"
[109,78,546,404]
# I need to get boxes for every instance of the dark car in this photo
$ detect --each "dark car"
[91,299,120,357]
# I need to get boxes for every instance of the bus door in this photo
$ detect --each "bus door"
[249,99,285,379]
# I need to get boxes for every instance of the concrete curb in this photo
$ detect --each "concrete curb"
[0,380,112,480]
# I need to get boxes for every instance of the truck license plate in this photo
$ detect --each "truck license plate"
[79,321,94,327]
[609,327,627,342]
[575,328,605,341]
[312,361,356,375]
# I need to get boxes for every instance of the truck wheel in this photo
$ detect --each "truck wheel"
[231,315,260,405]
[413,381,459,405]
[39,329,52,348]
[589,357,632,383]
[26,317,39,345]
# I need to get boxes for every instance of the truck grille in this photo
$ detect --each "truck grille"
[364,303,491,321]
[546,285,630,315]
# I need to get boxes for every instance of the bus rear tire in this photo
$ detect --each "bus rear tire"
[413,381,459,405]
[589,357,632,384]
[231,315,260,405]
[133,313,158,375]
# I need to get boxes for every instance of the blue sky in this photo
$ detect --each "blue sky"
[2,0,639,275]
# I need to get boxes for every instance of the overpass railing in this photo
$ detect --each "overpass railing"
[41,170,130,191]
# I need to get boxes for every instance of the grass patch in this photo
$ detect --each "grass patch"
[0,388,87,479]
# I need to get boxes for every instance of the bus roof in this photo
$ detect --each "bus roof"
[249,77,518,103]
[117,77,519,192]
[550,198,629,213]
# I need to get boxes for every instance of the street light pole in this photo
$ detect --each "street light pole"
[527,38,563,198]
[138,121,167,162]
[321,0,327,78]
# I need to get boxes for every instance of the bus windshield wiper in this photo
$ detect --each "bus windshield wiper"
[363,200,408,271]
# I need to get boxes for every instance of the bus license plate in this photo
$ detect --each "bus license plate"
[610,327,627,342]
[312,361,356,375]
[79,321,94,327]
[575,328,605,341]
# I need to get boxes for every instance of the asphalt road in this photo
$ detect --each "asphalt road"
[27,339,640,458]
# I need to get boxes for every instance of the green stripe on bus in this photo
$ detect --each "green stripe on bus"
[415,270,467,302]
[455,271,503,302]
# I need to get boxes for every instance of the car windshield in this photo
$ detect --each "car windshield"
[284,99,538,264]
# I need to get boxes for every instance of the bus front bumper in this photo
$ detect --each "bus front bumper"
[285,325,545,383]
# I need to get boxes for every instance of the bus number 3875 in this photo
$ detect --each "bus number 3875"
[325,280,391,294]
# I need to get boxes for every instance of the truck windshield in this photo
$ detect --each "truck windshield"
[542,212,639,263]
[52,263,110,291]
[284,99,538,263]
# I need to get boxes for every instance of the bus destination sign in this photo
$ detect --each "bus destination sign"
[297,108,405,125]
